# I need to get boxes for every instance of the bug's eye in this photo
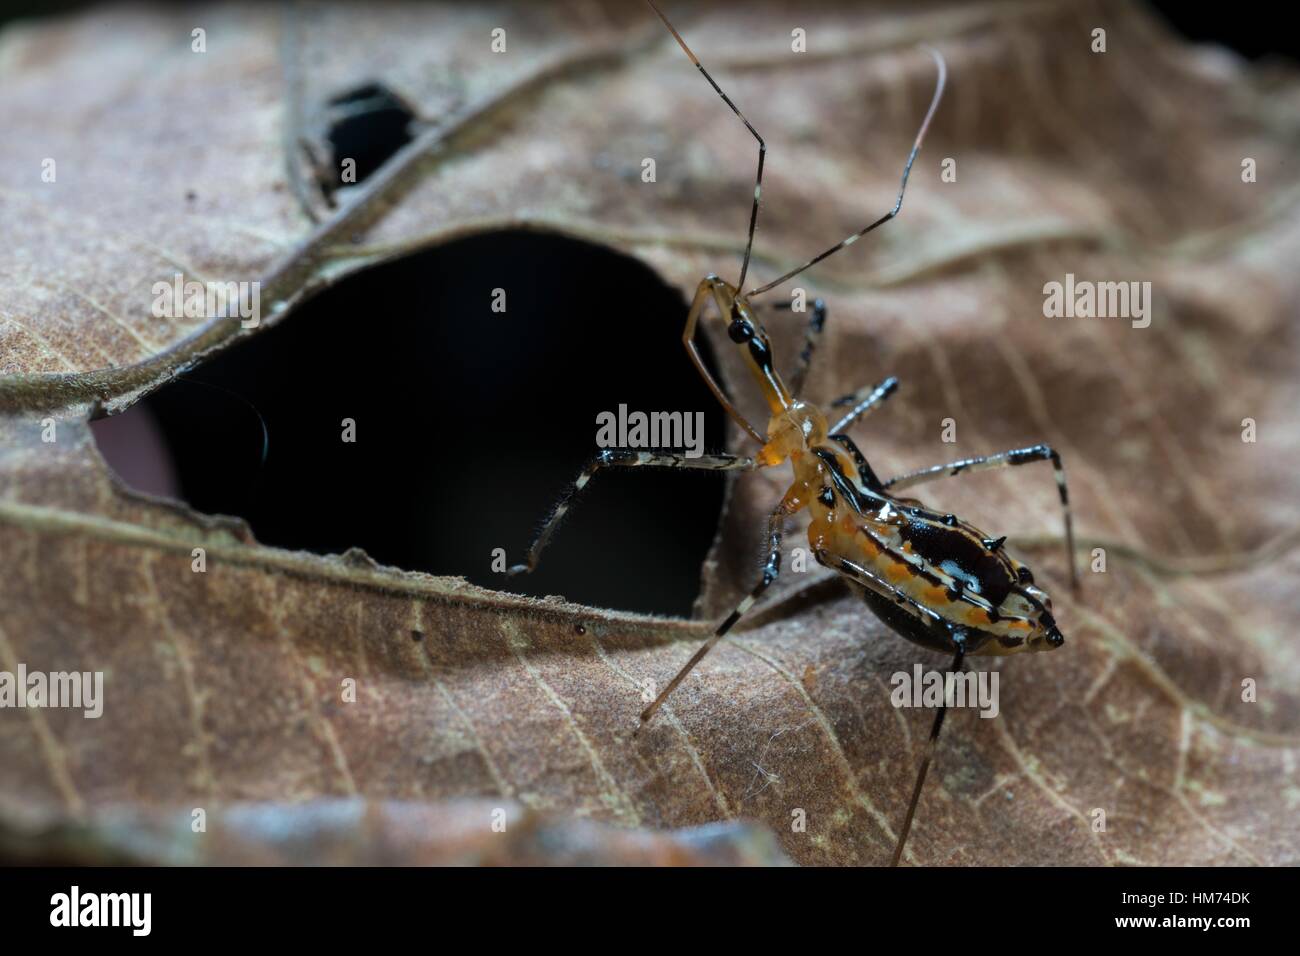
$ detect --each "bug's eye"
[1017,567,1034,584]
[728,319,754,343]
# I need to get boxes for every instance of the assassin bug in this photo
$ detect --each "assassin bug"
[510,0,1079,866]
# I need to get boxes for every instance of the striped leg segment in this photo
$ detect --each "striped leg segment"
[882,444,1078,589]
[890,640,965,867]
[829,376,900,435]
[828,433,886,490]
[508,450,755,577]
[768,297,828,398]
[637,501,789,730]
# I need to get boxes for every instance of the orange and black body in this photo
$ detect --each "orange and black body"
[693,276,1069,659]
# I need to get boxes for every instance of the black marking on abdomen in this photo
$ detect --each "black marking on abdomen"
[856,585,996,655]
[898,517,1016,607]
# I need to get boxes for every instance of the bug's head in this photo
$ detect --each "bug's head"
[1006,563,1065,652]
[759,400,827,466]
[719,290,792,417]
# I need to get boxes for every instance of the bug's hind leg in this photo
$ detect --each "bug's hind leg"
[811,547,969,865]
[637,499,790,731]
[508,450,755,577]
[890,637,966,867]
[883,444,1078,590]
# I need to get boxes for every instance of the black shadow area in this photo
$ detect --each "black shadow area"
[92,232,729,617]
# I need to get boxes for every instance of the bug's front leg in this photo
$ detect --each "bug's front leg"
[765,297,827,398]
[684,276,766,443]
[507,450,755,577]
[637,498,791,731]
[829,376,899,435]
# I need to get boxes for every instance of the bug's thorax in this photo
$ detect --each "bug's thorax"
[759,400,827,467]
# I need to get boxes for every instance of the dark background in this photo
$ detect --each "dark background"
[1,2,1296,60]
[6,2,1294,615]
[93,234,731,617]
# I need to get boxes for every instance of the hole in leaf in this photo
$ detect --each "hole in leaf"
[91,231,729,617]
[322,82,415,196]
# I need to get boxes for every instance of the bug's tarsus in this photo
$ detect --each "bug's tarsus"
[890,634,966,867]
[645,0,766,291]
[637,632,722,733]
[746,47,947,299]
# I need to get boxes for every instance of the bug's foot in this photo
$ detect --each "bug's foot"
[634,702,660,736]
[505,562,532,577]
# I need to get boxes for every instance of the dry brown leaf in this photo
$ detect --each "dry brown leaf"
[2,0,1299,865]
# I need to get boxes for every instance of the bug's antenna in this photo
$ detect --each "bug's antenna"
[747,48,947,299]
[890,637,964,867]
[645,0,766,292]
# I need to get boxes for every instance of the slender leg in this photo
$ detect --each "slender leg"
[508,450,755,576]
[637,500,790,730]
[767,298,827,398]
[890,639,965,867]
[812,547,968,867]
[829,376,900,435]
[882,444,1077,589]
